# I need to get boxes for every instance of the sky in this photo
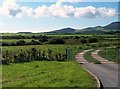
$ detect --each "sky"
[0,0,119,33]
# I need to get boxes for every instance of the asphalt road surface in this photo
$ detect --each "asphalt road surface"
[81,63,119,88]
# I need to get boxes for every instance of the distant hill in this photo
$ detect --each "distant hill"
[103,22,120,30]
[46,21,120,34]
[18,32,32,34]
[77,21,120,33]
[48,27,76,34]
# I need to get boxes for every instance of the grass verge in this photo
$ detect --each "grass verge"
[2,61,97,87]
[84,50,101,64]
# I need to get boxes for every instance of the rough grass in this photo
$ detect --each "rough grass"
[2,61,97,87]
[98,48,120,63]
[84,50,101,64]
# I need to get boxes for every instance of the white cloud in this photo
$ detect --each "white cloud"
[0,0,22,17]
[0,0,117,18]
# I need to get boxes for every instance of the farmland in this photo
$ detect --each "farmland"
[1,33,120,87]
[1,33,120,64]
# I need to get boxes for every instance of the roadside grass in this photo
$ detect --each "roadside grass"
[84,50,101,64]
[98,48,120,63]
[2,61,97,87]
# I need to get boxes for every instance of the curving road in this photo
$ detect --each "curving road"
[82,63,118,88]
[76,50,119,88]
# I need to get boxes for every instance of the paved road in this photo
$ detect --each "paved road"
[92,50,114,64]
[76,50,119,88]
[81,63,118,88]
[75,49,92,64]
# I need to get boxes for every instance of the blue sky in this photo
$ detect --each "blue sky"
[0,0,119,33]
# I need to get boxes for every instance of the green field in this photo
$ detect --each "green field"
[99,48,120,63]
[1,33,120,48]
[2,33,119,37]
[1,39,35,43]
[2,61,97,87]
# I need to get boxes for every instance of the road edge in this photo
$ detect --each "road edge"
[81,65,101,89]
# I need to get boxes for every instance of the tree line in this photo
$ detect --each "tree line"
[2,36,101,46]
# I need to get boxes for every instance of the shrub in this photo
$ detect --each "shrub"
[29,40,41,45]
[39,36,49,42]
[87,38,98,43]
[3,47,67,65]
[47,49,53,61]
[31,48,37,61]
[48,38,65,44]
[80,38,87,43]
[10,42,17,46]
[16,40,26,45]
[2,42,9,46]
[74,36,80,39]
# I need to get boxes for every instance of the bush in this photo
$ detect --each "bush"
[3,47,67,65]
[10,42,17,46]
[48,38,65,44]
[80,38,87,43]
[2,42,9,46]
[74,36,80,39]
[87,38,98,43]
[16,40,26,45]
[39,36,49,42]
[29,40,41,45]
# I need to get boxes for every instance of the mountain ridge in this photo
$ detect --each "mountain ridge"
[46,21,120,34]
